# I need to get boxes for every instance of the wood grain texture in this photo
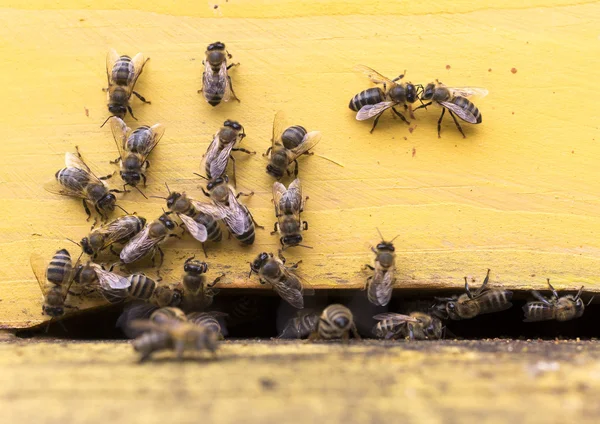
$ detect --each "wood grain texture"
[1,339,600,424]
[1,1,600,328]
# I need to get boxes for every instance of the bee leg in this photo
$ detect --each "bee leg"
[463,277,475,299]
[232,148,256,155]
[447,110,466,138]
[236,191,254,199]
[262,147,273,157]
[271,222,279,235]
[174,340,185,360]
[230,154,237,188]
[208,273,225,288]
[277,250,287,263]
[391,107,410,125]
[110,157,122,165]
[351,324,361,341]
[293,160,299,177]
[473,269,491,297]
[155,246,165,268]
[412,101,432,112]
[363,264,375,271]
[342,331,350,344]
[201,243,208,259]
[99,172,114,181]
[201,187,211,197]
[127,106,138,121]
[132,91,151,104]
[546,279,560,300]
[369,112,384,134]
[436,108,446,138]
[408,325,415,340]
[142,174,147,187]
[82,200,92,221]
[227,76,241,103]
[302,221,308,231]
[289,260,302,269]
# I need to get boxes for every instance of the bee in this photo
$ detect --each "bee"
[249,252,312,309]
[73,261,131,293]
[415,80,488,138]
[108,117,165,189]
[432,269,513,320]
[130,318,219,361]
[79,214,146,258]
[45,147,127,221]
[311,304,361,342]
[265,111,321,180]
[272,178,309,250]
[101,273,183,307]
[523,279,591,322]
[373,312,443,340]
[187,311,228,339]
[199,41,240,106]
[120,212,177,267]
[201,176,261,245]
[350,66,421,133]
[179,257,224,311]
[150,307,188,324]
[30,249,77,317]
[104,48,150,120]
[202,120,254,186]
[278,309,319,339]
[363,229,398,307]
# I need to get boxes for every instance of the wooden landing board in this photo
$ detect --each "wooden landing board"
[1,1,599,328]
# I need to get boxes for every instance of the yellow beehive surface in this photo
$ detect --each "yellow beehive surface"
[1,0,599,328]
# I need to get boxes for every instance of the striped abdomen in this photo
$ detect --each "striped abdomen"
[523,302,555,322]
[232,212,255,245]
[281,125,307,150]
[109,215,146,244]
[449,96,482,124]
[477,290,513,315]
[188,312,223,337]
[128,274,158,301]
[56,167,90,192]
[349,87,386,111]
[112,56,134,86]
[204,73,225,106]
[46,249,72,286]
[373,320,401,339]
[193,212,222,242]
[318,304,353,339]
[126,127,153,154]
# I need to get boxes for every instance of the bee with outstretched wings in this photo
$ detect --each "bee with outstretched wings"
[105,49,150,120]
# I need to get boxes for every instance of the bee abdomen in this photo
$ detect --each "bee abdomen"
[523,302,554,321]
[204,76,224,106]
[450,97,482,124]
[128,274,157,300]
[281,126,307,150]
[194,213,222,242]
[112,57,134,86]
[126,128,153,153]
[349,87,385,111]
[47,249,72,285]
[480,290,513,313]
[318,304,352,339]
[56,167,90,189]
[233,218,255,245]
[188,313,223,336]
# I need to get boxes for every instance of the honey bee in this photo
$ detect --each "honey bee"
[73,261,131,293]
[79,214,146,258]
[30,249,77,317]
[350,66,421,133]
[201,176,261,245]
[45,147,127,221]
[249,252,312,309]
[104,48,150,120]
[432,269,513,320]
[199,41,240,106]
[120,212,177,267]
[278,309,319,339]
[265,111,321,180]
[523,279,591,322]
[109,116,165,189]
[272,178,309,250]
[101,273,183,307]
[373,312,443,340]
[179,257,224,311]
[187,311,228,339]
[364,229,398,307]
[202,120,254,186]
[130,317,219,361]
[415,80,488,138]
[310,304,361,342]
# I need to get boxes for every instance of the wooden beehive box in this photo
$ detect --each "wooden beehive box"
[1,0,599,329]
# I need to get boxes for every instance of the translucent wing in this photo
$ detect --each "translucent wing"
[137,123,165,162]
[447,87,489,98]
[65,151,104,184]
[271,273,305,309]
[439,101,479,124]
[287,131,321,161]
[221,191,251,235]
[207,134,235,180]
[30,252,49,296]
[90,264,130,289]
[353,65,395,86]
[220,62,234,102]
[106,48,120,85]
[272,182,287,216]
[43,178,87,199]
[368,267,394,307]
[190,200,229,220]
[285,178,303,212]
[272,110,287,146]
[356,102,395,121]
[120,226,158,264]
[202,60,217,93]
[129,52,148,93]
[178,213,208,242]
[96,216,142,250]
[100,286,130,304]
[202,133,222,177]
[373,313,418,323]
[109,116,129,160]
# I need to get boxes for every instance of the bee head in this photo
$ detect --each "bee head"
[266,164,284,179]
[207,176,226,191]
[121,171,141,186]
[159,213,176,230]
[223,120,243,132]
[98,193,117,211]
[207,41,226,51]
[282,234,303,247]
[184,258,209,275]
[43,305,64,317]
[80,237,95,256]
[166,192,182,210]
[376,241,395,252]
[422,83,436,101]
[405,83,418,103]
[108,104,127,118]
[250,252,270,273]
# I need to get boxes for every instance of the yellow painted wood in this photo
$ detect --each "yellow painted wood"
[1,340,600,423]
[1,1,600,328]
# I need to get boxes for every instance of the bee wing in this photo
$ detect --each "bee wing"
[64,151,105,185]
[373,313,418,323]
[220,62,235,103]
[286,131,321,161]
[97,216,143,249]
[438,101,479,124]
[109,116,129,160]
[90,264,130,290]
[190,200,228,220]
[222,191,251,235]
[202,60,218,92]
[137,123,165,162]
[272,181,287,216]
[106,48,120,85]
[285,178,303,212]
[30,252,50,296]
[353,65,395,85]
[129,52,148,93]
[272,274,306,309]
[447,87,489,99]
[43,178,87,199]
[178,213,208,242]
[272,110,287,146]
[355,101,395,121]
[368,268,394,307]
[210,140,235,180]
[202,133,222,177]
[120,226,157,264]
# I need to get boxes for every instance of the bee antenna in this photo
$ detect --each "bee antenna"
[575,286,585,300]
[389,235,400,243]
[115,204,130,214]
[193,172,209,181]
[100,115,114,128]
[165,182,171,194]
[297,244,314,249]
[133,185,148,199]
[375,227,385,241]
[149,195,167,200]
[66,238,81,247]
[587,296,595,307]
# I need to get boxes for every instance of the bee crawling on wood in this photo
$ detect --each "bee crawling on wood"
[523,279,593,322]
[432,269,513,320]
[198,41,240,106]
[373,312,443,340]
[77,214,146,259]
[120,212,178,267]
[178,256,224,312]
[363,229,398,307]
[272,178,310,250]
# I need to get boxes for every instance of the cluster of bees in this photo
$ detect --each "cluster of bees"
[30,42,584,361]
